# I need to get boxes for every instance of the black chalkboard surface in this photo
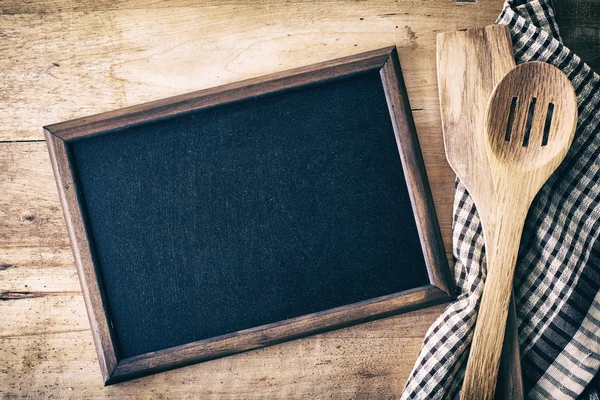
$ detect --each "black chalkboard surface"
[44,46,453,384]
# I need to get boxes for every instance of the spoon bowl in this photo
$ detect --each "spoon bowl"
[485,62,578,170]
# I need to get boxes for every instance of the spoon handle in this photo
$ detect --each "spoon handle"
[461,201,527,400]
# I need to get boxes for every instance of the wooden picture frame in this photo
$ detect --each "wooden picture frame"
[44,46,453,385]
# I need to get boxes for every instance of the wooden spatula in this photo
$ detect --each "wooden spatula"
[461,61,578,400]
[436,25,523,399]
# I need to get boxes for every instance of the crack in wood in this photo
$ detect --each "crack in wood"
[0,139,45,144]
[0,328,90,339]
[0,290,80,301]
[0,263,15,271]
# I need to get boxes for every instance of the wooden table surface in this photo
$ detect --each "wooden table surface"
[1,1,597,398]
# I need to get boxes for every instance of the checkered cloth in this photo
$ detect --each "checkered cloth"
[400,1,600,399]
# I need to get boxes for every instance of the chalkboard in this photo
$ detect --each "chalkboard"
[44,46,453,384]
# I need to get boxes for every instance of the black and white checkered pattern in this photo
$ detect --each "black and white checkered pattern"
[401,1,600,398]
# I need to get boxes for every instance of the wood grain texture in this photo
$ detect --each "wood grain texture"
[461,62,578,400]
[436,25,524,399]
[0,0,501,143]
[437,25,515,234]
[1,303,448,399]
[0,0,506,397]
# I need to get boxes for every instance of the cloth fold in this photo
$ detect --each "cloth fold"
[401,1,600,399]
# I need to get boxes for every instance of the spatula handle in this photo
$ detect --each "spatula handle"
[461,207,527,400]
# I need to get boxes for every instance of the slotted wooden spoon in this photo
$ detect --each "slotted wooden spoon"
[461,61,578,400]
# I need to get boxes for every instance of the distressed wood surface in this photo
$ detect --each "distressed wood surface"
[0,0,505,398]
